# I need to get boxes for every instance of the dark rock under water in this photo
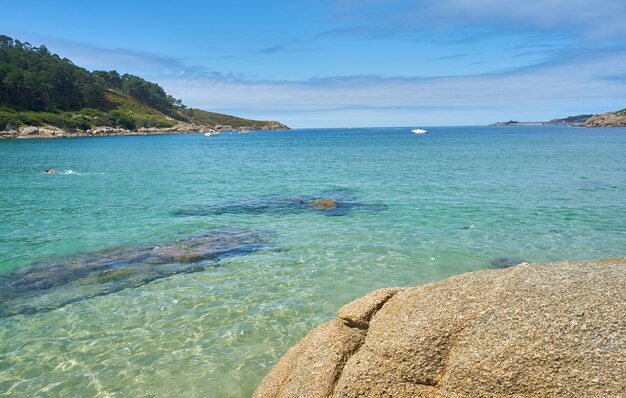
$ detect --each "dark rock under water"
[175,190,388,217]
[490,257,526,268]
[0,228,265,318]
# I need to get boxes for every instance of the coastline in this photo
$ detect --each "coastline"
[0,121,290,139]
[490,109,626,127]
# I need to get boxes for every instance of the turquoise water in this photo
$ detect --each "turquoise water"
[0,126,625,396]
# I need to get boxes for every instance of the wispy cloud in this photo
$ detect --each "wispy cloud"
[4,30,215,77]
[157,46,626,127]
[255,45,287,55]
[24,40,626,127]
[429,53,470,61]
[326,0,626,40]
[6,1,626,129]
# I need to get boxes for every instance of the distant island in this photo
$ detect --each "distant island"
[491,109,626,127]
[0,35,288,139]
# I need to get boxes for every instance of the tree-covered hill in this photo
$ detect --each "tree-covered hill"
[0,35,104,112]
[0,35,287,133]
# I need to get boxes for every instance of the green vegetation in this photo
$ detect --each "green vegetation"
[0,34,285,132]
[0,90,177,131]
[93,71,182,116]
[0,36,104,112]
[189,108,281,129]
[0,34,184,131]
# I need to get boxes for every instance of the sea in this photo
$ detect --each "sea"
[0,126,625,397]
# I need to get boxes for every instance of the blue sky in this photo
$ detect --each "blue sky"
[2,0,626,127]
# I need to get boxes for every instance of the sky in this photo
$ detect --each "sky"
[2,0,626,127]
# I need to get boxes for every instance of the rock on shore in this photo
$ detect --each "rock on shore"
[0,121,290,139]
[255,257,626,397]
[584,109,626,127]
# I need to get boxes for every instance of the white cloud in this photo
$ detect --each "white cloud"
[156,47,626,127]
[328,0,626,40]
[8,12,626,129]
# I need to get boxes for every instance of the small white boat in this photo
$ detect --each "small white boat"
[411,128,428,134]
[204,129,218,136]
[239,128,250,134]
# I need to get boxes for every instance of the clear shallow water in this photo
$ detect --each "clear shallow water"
[0,126,625,396]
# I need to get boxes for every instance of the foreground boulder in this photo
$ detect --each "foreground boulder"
[255,257,626,397]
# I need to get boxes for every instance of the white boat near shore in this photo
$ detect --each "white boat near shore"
[411,128,428,134]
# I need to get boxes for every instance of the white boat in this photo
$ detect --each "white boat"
[411,128,428,134]
[204,129,218,136]
[239,128,250,134]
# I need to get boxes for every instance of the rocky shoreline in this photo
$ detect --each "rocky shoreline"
[490,108,626,127]
[584,111,626,127]
[255,257,626,397]
[0,121,289,139]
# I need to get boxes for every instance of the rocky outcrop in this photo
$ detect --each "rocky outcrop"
[584,110,626,127]
[255,257,626,397]
[0,125,69,139]
[0,121,290,139]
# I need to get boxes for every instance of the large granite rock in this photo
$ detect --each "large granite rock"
[255,257,626,397]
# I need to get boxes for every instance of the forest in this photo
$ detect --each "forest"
[0,35,282,133]
[0,35,183,113]
[0,35,187,130]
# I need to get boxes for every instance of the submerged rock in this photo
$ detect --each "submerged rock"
[311,198,338,210]
[175,190,386,217]
[0,228,265,317]
[490,256,526,268]
[255,257,626,397]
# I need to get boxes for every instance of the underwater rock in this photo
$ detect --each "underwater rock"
[311,198,337,209]
[175,190,386,218]
[0,228,265,318]
[490,257,526,268]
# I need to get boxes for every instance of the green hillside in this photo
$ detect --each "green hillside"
[0,34,287,132]
[188,108,284,129]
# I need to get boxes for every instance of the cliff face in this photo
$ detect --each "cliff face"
[584,109,626,127]
[255,257,626,397]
